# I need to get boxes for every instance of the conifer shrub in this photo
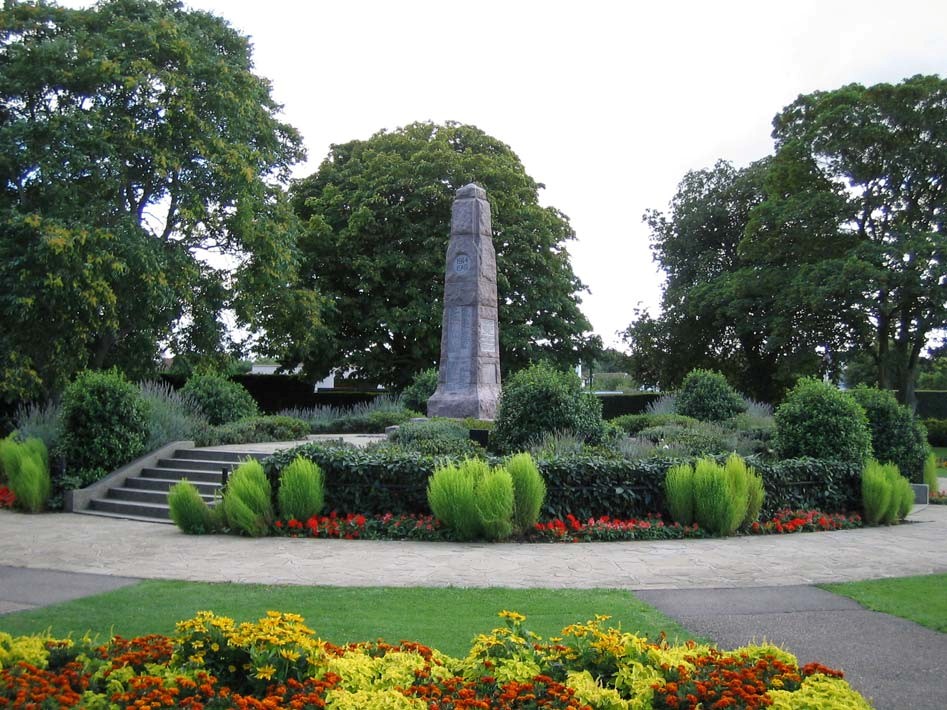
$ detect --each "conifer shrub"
[664,462,694,526]
[427,459,483,541]
[923,451,939,497]
[220,459,273,536]
[491,363,606,453]
[277,457,325,522]
[861,461,894,525]
[775,378,871,464]
[60,369,149,477]
[168,480,217,534]
[848,386,929,482]
[505,453,546,535]
[675,369,747,422]
[181,374,258,425]
[475,467,515,541]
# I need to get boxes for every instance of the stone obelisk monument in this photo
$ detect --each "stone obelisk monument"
[427,184,501,419]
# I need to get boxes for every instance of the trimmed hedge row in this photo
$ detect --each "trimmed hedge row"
[596,392,663,419]
[924,418,947,447]
[159,374,383,413]
[263,445,862,521]
[916,390,947,419]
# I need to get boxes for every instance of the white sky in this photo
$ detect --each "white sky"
[64,0,947,349]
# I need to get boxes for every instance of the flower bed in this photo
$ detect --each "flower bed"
[0,611,872,709]
[265,510,862,543]
[0,487,14,509]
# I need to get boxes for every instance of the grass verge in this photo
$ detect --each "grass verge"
[820,574,947,633]
[0,582,696,656]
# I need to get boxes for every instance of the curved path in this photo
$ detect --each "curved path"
[1,505,945,588]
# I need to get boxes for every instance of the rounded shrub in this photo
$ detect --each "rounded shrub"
[775,378,871,464]
[675,369,747,422]
[492,363,606,454]
[60,369,149,476]
[277,456,325,522]
[505,452,546,535]
[847,386,929,482]
[168,480,217,534]
[181,374,258,426]
[400,368,438,414]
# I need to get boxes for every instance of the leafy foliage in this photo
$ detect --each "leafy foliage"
[491,363,606,453]
[291,121,596,387]
[196,415,309,447]
[611,413,698,435]
[384,418,483,458]
[277,457,325,522]
[923,418,947,447]
[168,480,217,534]
[0,0,307,403]
[399,369,438,415]
[59,369,148,478]
[675,369,747,422]
[848,386,930,482]
[182,375,258,426]
[775,378,871,464]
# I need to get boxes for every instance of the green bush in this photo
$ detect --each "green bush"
[924,451,939,497]
[181,374,258,426]
[637,421,746,457]
[384,419,483,457]
[11,452,50,513]
[139,380,208,451]
[400,368,438,414]
[664,462,694,526]
[60,369,149,477]
[427,459,483,541]
[168,480,217,534]
[14,400,62,456]
[475,467,515,541]
[0,434,24,483]
[611,413,698,435]
[220,459,273,536]
[692,458,738,536]
[923,418,947,447]
[894,473,915,520]
[723,453,756,530]
[861,461,891,525]
[675,369,747,422]
[491,363,606,454]
[775,378,871,464]
[197,416,309,447]
[278,457,325,522]
[505,453,546,535]
[848,386,929,482]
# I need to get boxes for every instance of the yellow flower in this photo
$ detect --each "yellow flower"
[255,664,277,680]
[279,648,301,662]
[498,610,526,622]
[211,643,220,652]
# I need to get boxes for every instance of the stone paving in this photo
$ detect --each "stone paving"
[2,504,945,590]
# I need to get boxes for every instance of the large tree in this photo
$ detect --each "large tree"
[291,121,596,388]
[623,160,825,402]
[746,74,947,407]
[0,0,311,402]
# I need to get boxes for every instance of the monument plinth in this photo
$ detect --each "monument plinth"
[427,183,501,419]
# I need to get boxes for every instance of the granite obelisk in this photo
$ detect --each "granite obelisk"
[427,184,501,419]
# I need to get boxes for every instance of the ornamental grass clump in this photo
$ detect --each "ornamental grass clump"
[923,451,939,497]
[168,480,217,534]
[427,458,520,541]
[220,459,273,536]
[0,436,50,513]
[476,468,515,541]
[692,458,737,536]
[505,452,546,535]
[664,462,695,526]
[278,456,325,522]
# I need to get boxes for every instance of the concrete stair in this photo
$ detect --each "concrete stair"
[82,448,269,524]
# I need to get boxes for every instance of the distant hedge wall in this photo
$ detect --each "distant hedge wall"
[595,393,663,419]
[916,391,947,419]
[263,444,862,521]
[160,374,383,412]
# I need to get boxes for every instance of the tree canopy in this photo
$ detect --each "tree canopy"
[291,121,596,388]
[0,0,310,402]
[625,75,947,405]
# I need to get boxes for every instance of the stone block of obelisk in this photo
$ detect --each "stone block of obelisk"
[427,183,501,419]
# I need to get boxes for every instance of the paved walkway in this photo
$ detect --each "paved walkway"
[1,505,945,589]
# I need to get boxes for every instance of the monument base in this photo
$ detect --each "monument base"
[427,386,500,421]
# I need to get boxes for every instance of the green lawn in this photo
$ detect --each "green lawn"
[0,582,696,657]
[820,574,947,633]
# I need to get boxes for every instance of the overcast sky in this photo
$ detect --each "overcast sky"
[64,0,947,349]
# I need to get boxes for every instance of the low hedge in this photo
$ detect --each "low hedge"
[264,445,862,521]
[196,416,310,447]
[595,393,663,419]
[916,390,947,419]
